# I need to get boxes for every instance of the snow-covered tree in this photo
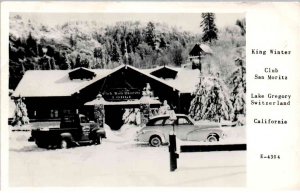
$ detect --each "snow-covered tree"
[13,97,29,126]
[228,58,246,125]
[189,74,233,122]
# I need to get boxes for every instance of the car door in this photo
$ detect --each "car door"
[162,118,176,138]
[80,116,91,141]
[175,116,198,140]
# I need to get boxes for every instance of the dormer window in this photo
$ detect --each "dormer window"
[68,67,96,80]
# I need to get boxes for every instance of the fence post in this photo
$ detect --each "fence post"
[169,132,179,172]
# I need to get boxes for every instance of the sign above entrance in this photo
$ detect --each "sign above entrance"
[102,88,142,101]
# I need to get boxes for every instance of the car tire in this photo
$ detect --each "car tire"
[207,134,219,142]
[36,140,46,148]
[149,136,162,147]
[60,139,68,149]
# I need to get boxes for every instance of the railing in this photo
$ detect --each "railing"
[168,134,246,172]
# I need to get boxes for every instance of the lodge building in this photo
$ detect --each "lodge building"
[13,64,200,130]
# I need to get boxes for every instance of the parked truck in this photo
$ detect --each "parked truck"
[28,114,106,149]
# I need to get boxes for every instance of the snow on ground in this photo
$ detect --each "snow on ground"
[104,124,141,143]
[10,125,246,187]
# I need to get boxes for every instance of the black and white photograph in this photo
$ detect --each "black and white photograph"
[8,12,246,186]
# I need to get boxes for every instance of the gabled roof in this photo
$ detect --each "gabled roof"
[149,66,178,79]
[68,67,96,80]
[13,64,200,97]
[189,43,213,56]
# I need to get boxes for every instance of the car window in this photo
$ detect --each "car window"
[153,119,164,126]
[178,117,192,125]
[164,119,175,125]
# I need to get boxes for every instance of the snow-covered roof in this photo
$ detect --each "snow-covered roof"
[13,64,200,97]
[163,67,200,93]
[189,43,213,56]
[13,69,112,97]
[147,65,178,74]
[199,44,213,54]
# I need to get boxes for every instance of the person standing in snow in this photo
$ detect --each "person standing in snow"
[122,109,130,124]
[128,108,136,124]
[159,100,170,115]
[135,109,141,125]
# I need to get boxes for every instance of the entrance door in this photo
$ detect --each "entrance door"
[105,106,124,131]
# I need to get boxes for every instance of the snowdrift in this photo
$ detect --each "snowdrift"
[104,124,141,143]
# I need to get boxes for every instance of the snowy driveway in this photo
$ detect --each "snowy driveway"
[10,131,246,187]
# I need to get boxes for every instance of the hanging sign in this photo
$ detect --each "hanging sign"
[102,88,141,101]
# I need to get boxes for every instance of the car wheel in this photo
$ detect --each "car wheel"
[149,136,162,147]
[36,140,46,148]
[207,135,219,142]
[60,139,68,149]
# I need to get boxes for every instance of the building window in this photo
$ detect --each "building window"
[50,109,59,118]
[63,109,71,114]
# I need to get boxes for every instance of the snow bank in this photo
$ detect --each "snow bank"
[104,124,142,143]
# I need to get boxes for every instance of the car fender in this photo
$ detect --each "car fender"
[187,128,222,141]
[95,129,106,138]
[60,132,73,142]
[186,129,207,141]
[144,130,167,144]
[206,128,223,137]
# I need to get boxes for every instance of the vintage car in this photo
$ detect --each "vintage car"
[28,114,106,149]
[135,114,225,147]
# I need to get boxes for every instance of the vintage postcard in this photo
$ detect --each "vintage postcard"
[0,1,299,191]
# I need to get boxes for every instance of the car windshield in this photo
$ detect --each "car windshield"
[185,116,195,125]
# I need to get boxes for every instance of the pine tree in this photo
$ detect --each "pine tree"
[236,18,246,36]
[38,55,51,70]
[145,22,156,49]
[189,74,233,122]
[170,41,184,66]
[80,58,90,68]
[70,35,77,48]
[159,37,167,49]
[94,47,103,68]
[228,58,246,125]
[200,13,218,43]
[75,54,81,68]
[26,32,38,57]
[59,52,71,70]
[111,42,121,62]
